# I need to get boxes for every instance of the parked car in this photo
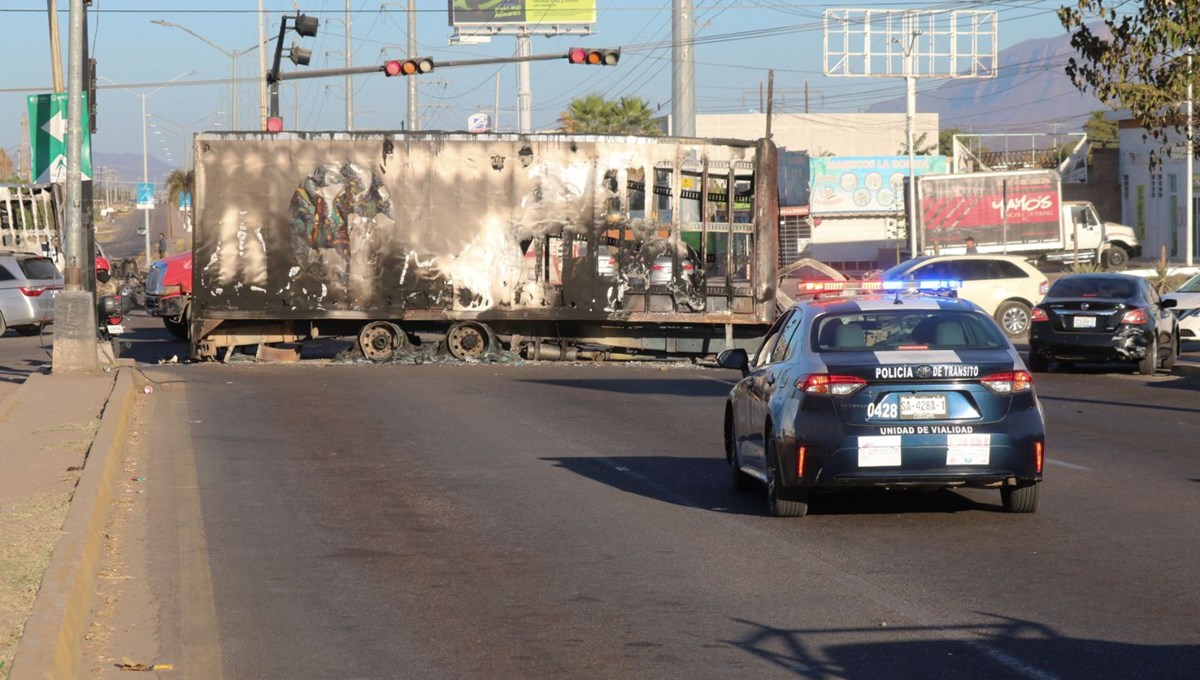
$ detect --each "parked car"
[649,245,701,286]
[877,254,1048,339]
[1162,272,1200,343]
[1028,273,1178,375]
[0,250,63,336]
[718,281,1045,517]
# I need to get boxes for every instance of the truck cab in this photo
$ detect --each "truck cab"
[1061,201,1140,268]
[144,251,193,339]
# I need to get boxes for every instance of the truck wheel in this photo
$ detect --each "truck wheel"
[995,301,1031,338]
[1103,247,1128,270]
[446,322,493,360]
[163,316,189,340]
[358,321,408,361]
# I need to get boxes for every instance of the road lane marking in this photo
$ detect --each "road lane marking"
[1045,458,1090,471]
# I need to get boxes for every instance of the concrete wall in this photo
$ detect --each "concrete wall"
[1062,147,1122,224]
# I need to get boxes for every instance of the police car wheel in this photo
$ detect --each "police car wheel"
[766,437,809,517]
[1001,481,1040,513]
[1138,337,1158,376]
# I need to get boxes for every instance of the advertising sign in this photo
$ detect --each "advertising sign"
[27,92,92,183]
[810,155,948,215]
[920,171,1061,249]
[467,112,490,133]
[448,0,596,27]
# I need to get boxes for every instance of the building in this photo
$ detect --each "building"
[1118,118,1199,262]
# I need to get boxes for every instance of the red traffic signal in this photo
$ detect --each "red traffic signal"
[567,48,620,66]
[384,57,435,77]
[266,117,284,133]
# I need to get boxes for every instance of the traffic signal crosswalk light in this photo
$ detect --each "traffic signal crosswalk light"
[384,58,435,76]
[567,48,620,66]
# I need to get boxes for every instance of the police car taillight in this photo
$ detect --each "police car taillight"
[980,370,1033,395]
[1121,307,1148,324]
[798,374,867,396]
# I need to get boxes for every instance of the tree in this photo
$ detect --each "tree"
[896,132,937,156]
[938,128,963,156]
[0,148,13,181]
[1059,2,1196,165]
[1081,110,1119,148]
[164,169,194,239]
[559,94,661,135]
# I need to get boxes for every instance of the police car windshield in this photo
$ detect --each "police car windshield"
[814,310,1007,352]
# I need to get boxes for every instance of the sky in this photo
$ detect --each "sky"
[1,1,1080,182]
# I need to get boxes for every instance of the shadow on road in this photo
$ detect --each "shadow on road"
[723,614,1200,679]
[545,455,1002,517]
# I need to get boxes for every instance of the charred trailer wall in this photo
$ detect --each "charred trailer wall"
[191,132,778,353]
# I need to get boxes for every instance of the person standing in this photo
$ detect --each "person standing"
[965,236,978,253]
[157,232,167,259]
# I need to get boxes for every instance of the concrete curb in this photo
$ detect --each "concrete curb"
[9,368,138,680]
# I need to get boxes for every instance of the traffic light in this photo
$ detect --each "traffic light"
[566,48,620,66]
[87,58,97,133]
[266,117,284,133]
[383,58,435,77]
[289,44,313,66]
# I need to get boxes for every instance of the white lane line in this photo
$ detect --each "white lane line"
[1046,458,1090,471]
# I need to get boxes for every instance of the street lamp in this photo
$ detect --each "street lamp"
[149,110,223,169]
[97,70,196,269]
[151,19,267,130]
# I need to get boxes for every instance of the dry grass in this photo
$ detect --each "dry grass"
[31,420,100,436]
[37,438,93,453]
[0,493,71,679]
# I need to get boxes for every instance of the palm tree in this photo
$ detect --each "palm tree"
[559,94,661,135]
[164,169,194,240]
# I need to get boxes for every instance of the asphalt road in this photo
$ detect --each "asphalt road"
[99,355,1200,680]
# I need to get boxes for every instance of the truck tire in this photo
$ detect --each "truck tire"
[1103,246,1129,270]
[994,301,1032,338]
[163,308,189,340]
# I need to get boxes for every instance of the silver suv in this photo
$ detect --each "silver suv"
[879,254,1049,338]
[0,250,63,336]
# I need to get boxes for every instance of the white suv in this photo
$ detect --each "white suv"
[879,254,1049,338]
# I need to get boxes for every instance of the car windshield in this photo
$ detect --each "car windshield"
[814,310,1007,352]
[1176,273,1200,293]
[1048,276,1136,299]
[18,256,59,280]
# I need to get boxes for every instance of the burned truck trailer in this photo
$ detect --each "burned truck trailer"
[190,132,779,361]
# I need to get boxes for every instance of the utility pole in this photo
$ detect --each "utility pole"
[408,0,417,130]
[672,0,695,136]
[346,0,354,130]
[517,31,531,133]
[46,0,64,91]
[50,0,99,374]
[259,0,268,129]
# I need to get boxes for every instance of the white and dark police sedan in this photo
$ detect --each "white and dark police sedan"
[719,281,1045,517]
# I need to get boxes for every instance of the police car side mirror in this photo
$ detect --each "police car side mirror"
[717,348,749,375]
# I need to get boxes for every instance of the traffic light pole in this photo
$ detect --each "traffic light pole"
[272,51,581,84]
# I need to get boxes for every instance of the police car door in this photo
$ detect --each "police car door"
[743,309,803,471]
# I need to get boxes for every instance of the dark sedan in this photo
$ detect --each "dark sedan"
[719,284,1045,517]
[1028,273,1178,375]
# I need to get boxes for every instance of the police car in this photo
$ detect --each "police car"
[718,281,1045,517]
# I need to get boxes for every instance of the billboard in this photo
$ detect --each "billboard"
[810,155,948,215]
[448,0,597,27]
[919,171,1061,250]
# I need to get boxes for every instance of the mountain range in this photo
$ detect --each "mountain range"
[91,152,175,186]
[867,28,1106,135]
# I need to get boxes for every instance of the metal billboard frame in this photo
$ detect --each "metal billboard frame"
[823,8,998,255]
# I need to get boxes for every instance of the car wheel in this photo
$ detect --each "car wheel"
[765,436,809,517]
[1162,333,1179,371]
[1026,346,1048,372]
[1001,481,1040,513]
[0,311,7,336]
[727,410,755,491]
[1138,336,1158,375]
[995,301,1032,338]
[14,323,44,336]
[1103,246,1129,270]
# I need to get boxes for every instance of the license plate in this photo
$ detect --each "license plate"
[1073,315,1097,329]
[899,393,947,420]
[106,324,125,335]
